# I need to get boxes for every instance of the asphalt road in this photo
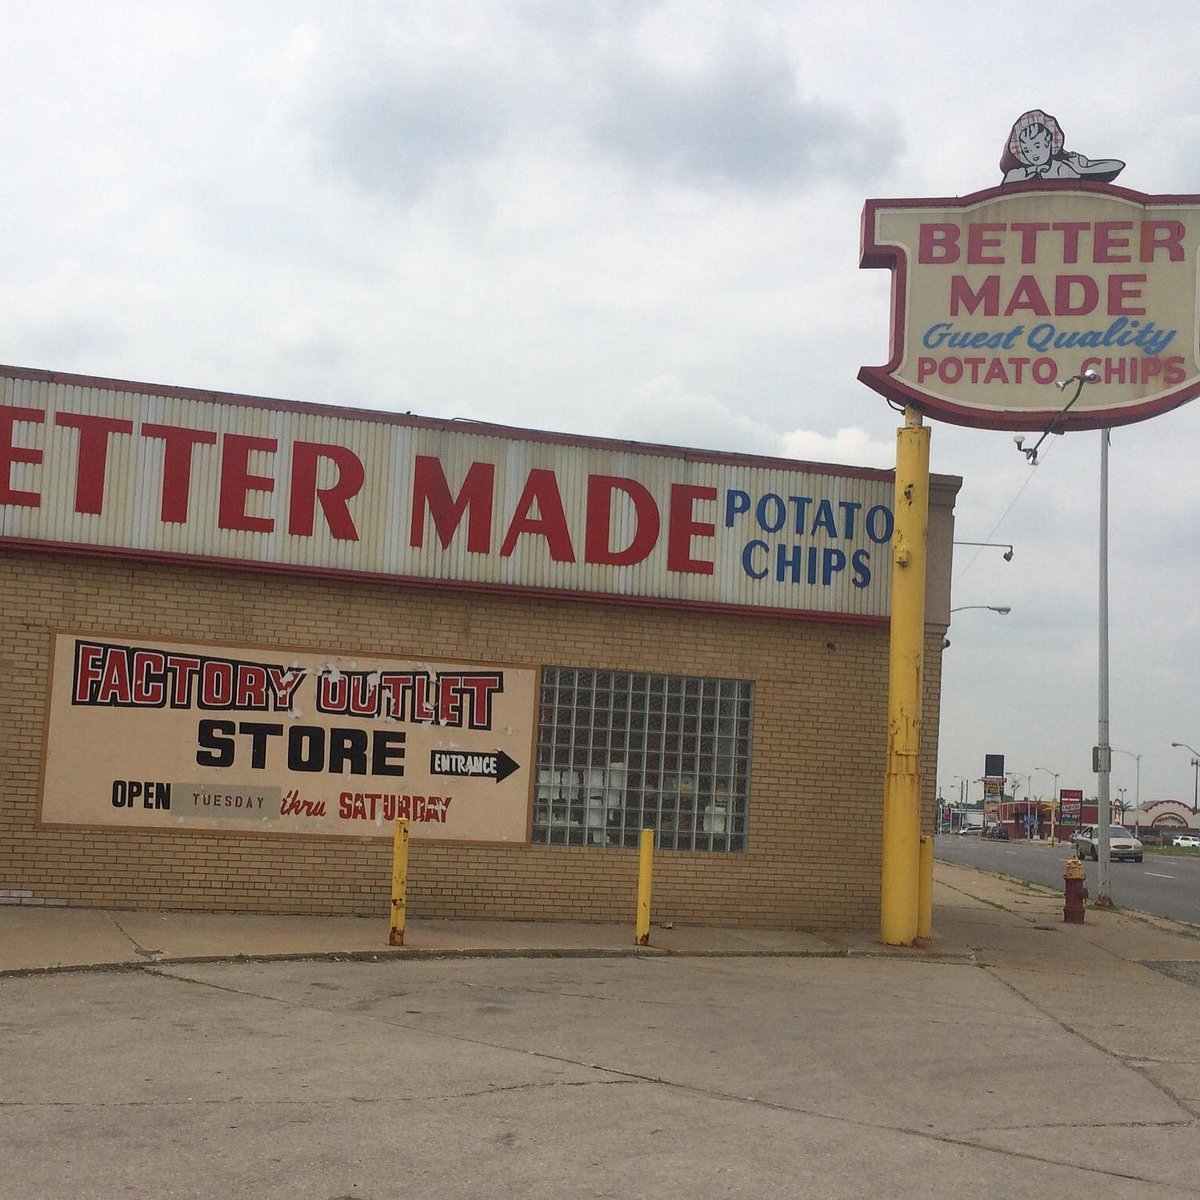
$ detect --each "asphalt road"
[934,833,1200,924]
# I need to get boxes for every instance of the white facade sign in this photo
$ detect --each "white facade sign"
[1,367,895,619]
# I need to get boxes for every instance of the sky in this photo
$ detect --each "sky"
[3,0,1200,814]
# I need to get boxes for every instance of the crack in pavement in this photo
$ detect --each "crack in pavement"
[138,964,1200,1190]
[0,1077,639,1109]
[984,967,1200,1121]
[449,973,737,1009]
[107,915,164,960]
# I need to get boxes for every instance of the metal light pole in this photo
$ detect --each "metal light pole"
[1096,426,1112,904]
[950,775,967,831]
[1170,742,1200,814]
[1112,748,1142,828]
[1016,370,1111,899]
[1035,766,1059,843]
[1009,771,1033,837]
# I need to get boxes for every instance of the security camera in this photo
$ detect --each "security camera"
[1003,548,1014,561]
[1082,369,1100,382]
[1013,435,1024,449]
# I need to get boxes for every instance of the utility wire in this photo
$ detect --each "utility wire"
[953,435,1060,583]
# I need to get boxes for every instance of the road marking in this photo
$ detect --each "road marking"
[1145,872,1175,879]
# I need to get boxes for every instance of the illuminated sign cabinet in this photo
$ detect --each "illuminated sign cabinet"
[860,110,1200,431]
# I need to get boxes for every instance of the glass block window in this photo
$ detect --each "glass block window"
[533,667,753,852]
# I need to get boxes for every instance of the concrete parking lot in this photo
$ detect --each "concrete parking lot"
[3,862,1199,1199]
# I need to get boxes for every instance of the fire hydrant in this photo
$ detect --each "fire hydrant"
[1063,857,1088,923]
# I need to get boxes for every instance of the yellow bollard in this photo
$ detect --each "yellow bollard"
[880,407,930,946]
[636,828,654,945]
[917,835,933,940]
[389,818,410,946]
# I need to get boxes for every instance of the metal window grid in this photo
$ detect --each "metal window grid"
[533,667,752,852]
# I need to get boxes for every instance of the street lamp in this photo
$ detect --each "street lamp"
[1112,748,1142,824]
[954,541,1015,561]
[1034,766,1059,843]
[1013,370,1099,465]
[1008,771,1033,837]
[948,774,968,832]
[1170,742,1200,814]
[944,606,1010,648]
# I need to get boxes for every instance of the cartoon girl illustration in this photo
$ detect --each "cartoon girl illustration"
[1000,110,1124,183]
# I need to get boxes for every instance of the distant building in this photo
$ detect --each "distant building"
[1124,800,1199,835]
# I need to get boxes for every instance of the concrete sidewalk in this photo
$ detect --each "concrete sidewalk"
[0,904,875,973]
[0,893,959,974]
[3,859,1199,976]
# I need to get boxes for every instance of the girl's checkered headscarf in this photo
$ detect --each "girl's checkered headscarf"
[1000,109,1064,174]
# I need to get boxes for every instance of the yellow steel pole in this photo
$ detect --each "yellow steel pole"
[917,834,933,940]
[635,828,654,945]
[880,407,930,946]
[389,818,410,946]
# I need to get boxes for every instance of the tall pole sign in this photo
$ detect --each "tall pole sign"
[861,111,1200,944]
[860,110,1200,430]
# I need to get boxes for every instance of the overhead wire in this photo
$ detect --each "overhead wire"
[952,433,1060,583]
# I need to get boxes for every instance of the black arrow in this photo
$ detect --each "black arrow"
[429,749,520,784]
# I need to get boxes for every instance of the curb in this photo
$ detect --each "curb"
[0,942,978,979]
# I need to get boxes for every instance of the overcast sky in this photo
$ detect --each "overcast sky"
[4,1,1200,813]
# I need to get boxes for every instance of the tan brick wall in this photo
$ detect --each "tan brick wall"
[0,550,945,931]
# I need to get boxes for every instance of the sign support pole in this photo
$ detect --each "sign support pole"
[880,407,930,946]
[389,818,410,946]
[1095,430,1114,905]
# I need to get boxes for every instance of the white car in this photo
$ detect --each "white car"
[1072,825,1143,862]
[1171,835,1200,849]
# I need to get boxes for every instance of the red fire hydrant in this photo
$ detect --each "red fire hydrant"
[1064,857,1088,923]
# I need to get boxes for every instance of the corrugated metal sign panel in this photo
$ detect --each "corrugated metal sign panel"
[1,369,895,618]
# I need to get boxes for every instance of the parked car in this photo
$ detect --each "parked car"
[1171,835,1200,849]
[957,825,981,835]
[1072,825,1143,862]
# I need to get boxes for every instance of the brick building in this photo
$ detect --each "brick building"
[0,365,958,930]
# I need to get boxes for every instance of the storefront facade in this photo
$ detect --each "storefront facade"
[1,365,958,929]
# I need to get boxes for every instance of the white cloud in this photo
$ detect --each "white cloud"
[780,427,895,468]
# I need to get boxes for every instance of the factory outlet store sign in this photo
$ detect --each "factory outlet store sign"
[859,112,1200,430]
[40,633,536,841]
